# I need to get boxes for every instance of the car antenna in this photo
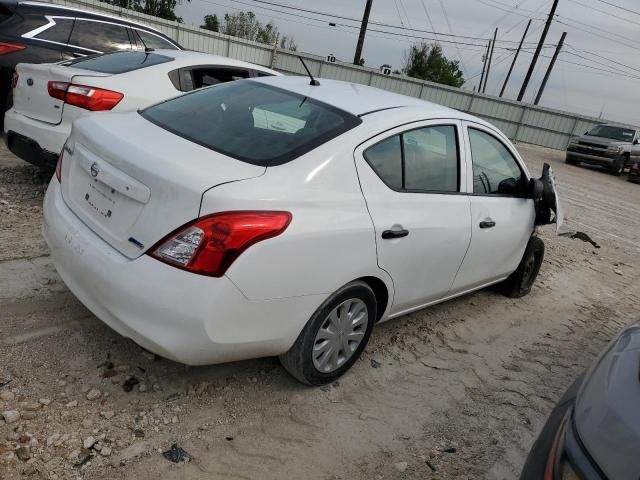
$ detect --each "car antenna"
[298,56,319,86]
[136,33,154,53]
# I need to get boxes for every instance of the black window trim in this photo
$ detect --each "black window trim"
[140,81,363,167]
[362,122,462,195]
[466,123,530,199]
[21,14,179,53]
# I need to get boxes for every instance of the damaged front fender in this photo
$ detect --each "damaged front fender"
[531,163,563,233]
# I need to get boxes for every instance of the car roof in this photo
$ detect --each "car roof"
[251,75,474,118]
[17,1,174,37]
[149,50,280,75]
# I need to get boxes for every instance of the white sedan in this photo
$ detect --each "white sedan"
[42,75,560,385]
[4,49,279,170]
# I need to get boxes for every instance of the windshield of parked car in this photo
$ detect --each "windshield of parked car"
[140,81,362,166]
[586,125,635,141]
[62,51,173,74]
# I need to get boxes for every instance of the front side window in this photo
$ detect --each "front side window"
[141,81,361,166]
[363,125,459,193]
[69,20,131,52]
[468,128,524,195]
[35,18,73,43]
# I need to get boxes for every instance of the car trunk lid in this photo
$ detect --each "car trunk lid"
[60,112,266,259]
[12,63,110,124]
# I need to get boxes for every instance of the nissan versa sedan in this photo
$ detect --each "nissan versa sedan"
[521,321,640,480]
[42,76,561,385]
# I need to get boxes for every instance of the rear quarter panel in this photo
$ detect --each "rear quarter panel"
[199,130,394,308]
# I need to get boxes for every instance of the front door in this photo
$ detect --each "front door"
[354,120,472,316]
[450,122,535,292]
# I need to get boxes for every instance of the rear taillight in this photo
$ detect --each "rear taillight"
[55,149,63,182]
[47,81,124,111]
[10,71,18,88]
[0,41,25,55]
[149,211,292,277]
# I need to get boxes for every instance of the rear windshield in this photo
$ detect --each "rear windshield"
[63,51,173,74]
[140,81,362,166]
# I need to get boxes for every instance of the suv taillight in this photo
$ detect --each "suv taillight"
[47,82,124,111]
[148,211,292,277]
[0,42,25,55]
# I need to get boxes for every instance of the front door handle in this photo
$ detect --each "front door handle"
[479,219,496,229]
[382,229,409,239]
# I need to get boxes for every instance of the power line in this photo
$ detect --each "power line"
[554,16,640,50]
[566,0,640,25]
[565,44,640,75]
[594,0,640,16]
[437,0,471,80]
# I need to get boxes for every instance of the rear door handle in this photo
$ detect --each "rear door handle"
[382,229,409,239]
[479,220,496,229]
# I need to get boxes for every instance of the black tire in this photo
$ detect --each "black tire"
[279,280,376,386]
[610,156,625,176]
[497,236,545,298]
[565,155,579,165]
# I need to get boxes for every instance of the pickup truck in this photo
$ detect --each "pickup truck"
[565,124,640,175]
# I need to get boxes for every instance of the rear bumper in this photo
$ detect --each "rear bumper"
[43,181,324,365]
[4,108,68,167]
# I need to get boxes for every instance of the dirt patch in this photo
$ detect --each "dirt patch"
[1,144,639,479]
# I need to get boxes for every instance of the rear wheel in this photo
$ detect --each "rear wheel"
[497,236,545,298]
[280,281,376,385]
[610,156,625,176]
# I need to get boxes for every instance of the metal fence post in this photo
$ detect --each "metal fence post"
[368,71,374,86]
[514,106,528,142]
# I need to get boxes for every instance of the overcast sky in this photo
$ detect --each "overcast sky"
[176,0,640,125]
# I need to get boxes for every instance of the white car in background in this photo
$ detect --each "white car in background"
[4,49,279,170]
[42,75,560,385]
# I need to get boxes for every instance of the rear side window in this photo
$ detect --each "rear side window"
[468,128,524,195]
[364,125,459,193]
[141,81,361,166]
[69,20,131,52]
[363,136,402,190]
[134,29,177,50]
[35,18,73,43]
[64,51,173,74]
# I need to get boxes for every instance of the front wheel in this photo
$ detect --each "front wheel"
[497,236,545,298]
[280,281,376,385]
[610,156,625,176]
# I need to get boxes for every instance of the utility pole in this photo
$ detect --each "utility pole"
[354,0,374,65]
[482,28,497,93]
[534,31,566,105]
[500,19,531,98]
[478,40,491,92]
[517,0,560,101]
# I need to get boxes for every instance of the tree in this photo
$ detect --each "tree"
[201,14,219,32]
[403,42,464,87]
[279,35,297,51]
[100,0,187,22]
[218,10,297,48]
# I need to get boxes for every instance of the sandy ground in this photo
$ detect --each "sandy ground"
[0,142,639,480]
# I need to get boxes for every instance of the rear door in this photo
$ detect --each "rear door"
[355,120,472,315]
[450,122,535,292]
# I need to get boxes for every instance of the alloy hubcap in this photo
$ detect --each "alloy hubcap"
[312,299,368,373]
